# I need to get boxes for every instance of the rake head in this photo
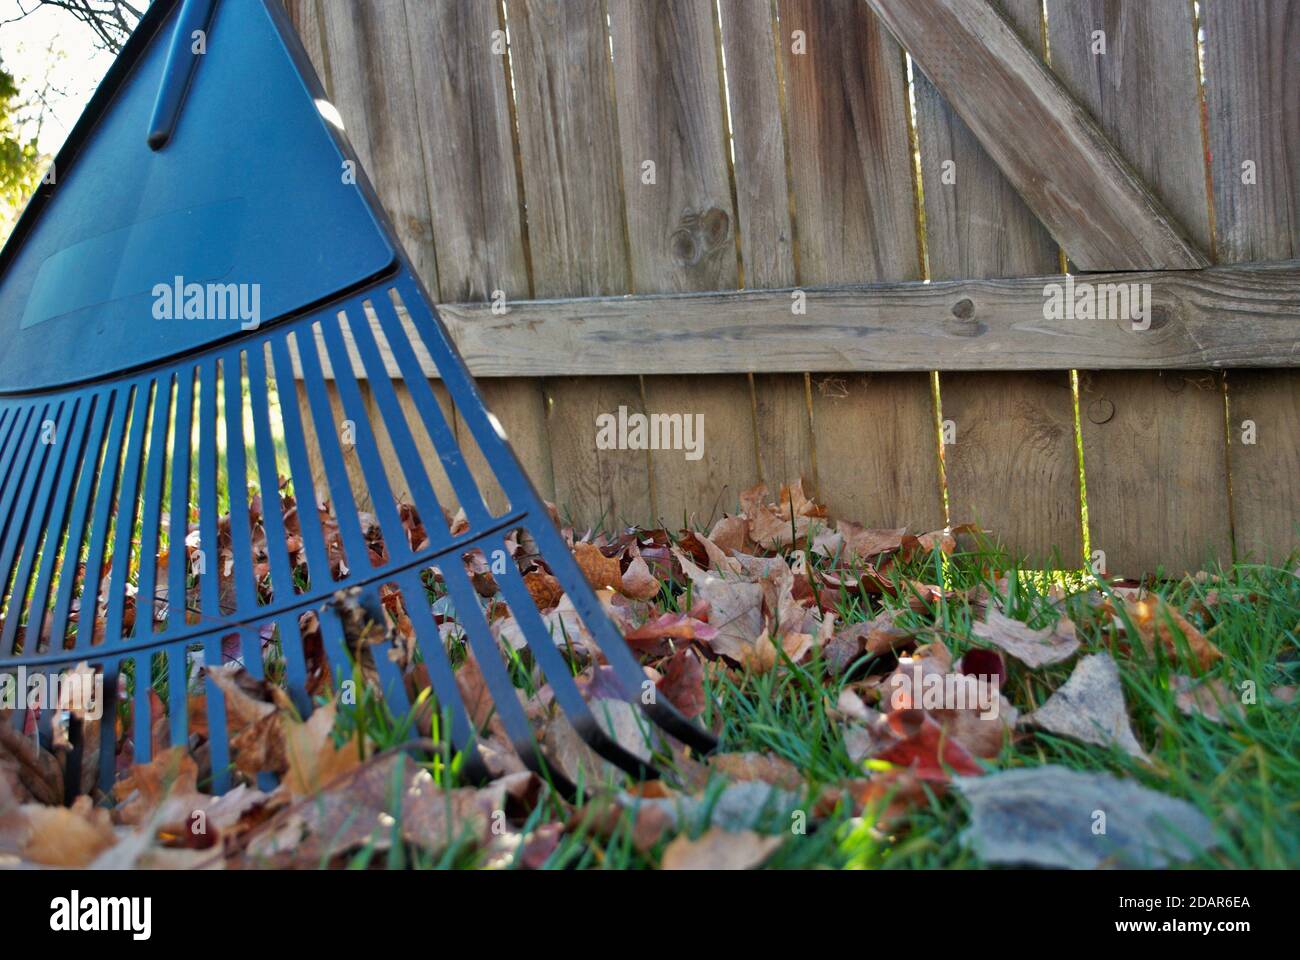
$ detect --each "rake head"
[0,0,716,801]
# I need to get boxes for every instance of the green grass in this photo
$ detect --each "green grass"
[323,534,1298,870]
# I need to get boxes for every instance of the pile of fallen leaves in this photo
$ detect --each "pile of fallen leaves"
[1,480,1294,869]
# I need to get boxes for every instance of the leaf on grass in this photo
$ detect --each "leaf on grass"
[661,827,781,870]
[971,608,1080,668]
[707,752,804,791]
[619,557,662,601]
[17,797,118,867]
[1112,596,1222,672]
[955,765,1215,868]
[836,522,908,563]
[656,648,706,719]
[877,709,984,780]
[1021,653,1149,761]
[1172,675,1243,725]
[282,701,362,797]
[672,547,764,662]
[246,753,538,865]
[112,746,199,826]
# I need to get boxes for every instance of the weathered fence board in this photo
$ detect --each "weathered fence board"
[1205,0,1300,561]
[423,263,1300,375]
[504,0,648,528]
[609,0,758,527]
[868,0,1208,271]
[405,0,550,513]
[915,0,1081,565]
[1049,0,1231,576]
[778,0,941,531]
[717,0,814,497]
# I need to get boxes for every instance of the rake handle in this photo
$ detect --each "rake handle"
[147,0,218,150]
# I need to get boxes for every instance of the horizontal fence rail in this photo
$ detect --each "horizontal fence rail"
[287,260,1300,378]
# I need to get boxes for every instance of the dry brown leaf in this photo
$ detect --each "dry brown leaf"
[112,746,199,826]
[21,797,118,866]
[672,546,764,662]
[661,827,781,870]
[972,608,1080,668]
[1114,596,1222,672]
[707,752,803,791]
[619,556,661,601]
[524,571,564,611]
[1172,675,1243,725]
[574,542,622,591]
[1022,653,1149,760]
[282,701,362,797]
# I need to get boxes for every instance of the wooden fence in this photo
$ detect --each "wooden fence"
[281,0,1299,576]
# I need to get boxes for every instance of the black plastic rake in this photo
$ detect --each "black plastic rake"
[0,0,716,800]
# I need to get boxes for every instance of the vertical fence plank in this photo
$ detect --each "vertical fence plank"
[291,0,456,513]
[1048,0,1230,576]
[777,0,941,530]
[505,0,647,529]
[916,0,1081,566]
[718,0,815,497]
[404,0,552,510]
[609,0,759,527]
[1204,0,1300,561]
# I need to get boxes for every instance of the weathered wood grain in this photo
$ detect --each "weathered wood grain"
[609,0,758,528]
[1205,0,1300,561]
[1048,0,1230,576]
[915,0,1081,565]
[868,0,1209,270]
[420,262,1300,376]
[1078,371,1232,576]
[504,0,649,527]
[717,0,813,496]
[403,0,550,512]
[288,0,455,513]
[777,0,940,529]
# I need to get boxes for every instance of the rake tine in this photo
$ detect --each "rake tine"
[167,646,188,751]
[290,328,373,584]
[46,394,110,655]
[196,361,232,792]
[25,395,93,656]
[96,660,122,794]
[317,307,410,554]
[491,554,661,780]
[101,385,150,649]
[166,365,195,646]
[437,554,578,797]
[132,653,153,767]
[531,518,719,754]
[124,379,171,653]
[268,335,336,592]
[276,612,313,718]
[368,292,492,528]
[202,634,233,794]
[73,390,130,658]
[393,567,490,781]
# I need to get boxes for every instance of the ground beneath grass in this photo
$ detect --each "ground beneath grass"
[2,482,1296,869]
